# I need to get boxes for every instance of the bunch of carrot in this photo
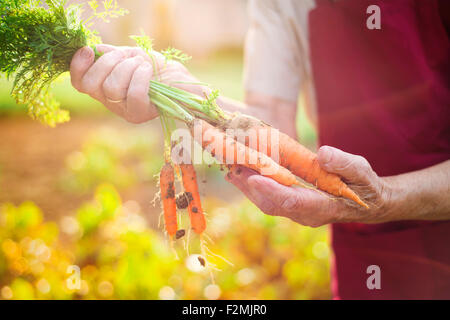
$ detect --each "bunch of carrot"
[158,115,368,252]
[188,118,367,207]
[1,1,369,265]
[159,162,205,238]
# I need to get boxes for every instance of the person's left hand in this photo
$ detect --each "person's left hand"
[225,146,394,227]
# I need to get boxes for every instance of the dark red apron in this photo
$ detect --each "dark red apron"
[309,0,450,299]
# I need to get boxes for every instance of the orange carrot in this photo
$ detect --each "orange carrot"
[191,119,299,187]
[179,163,206,235]
[160,163,178,237]
[225,114,369,208]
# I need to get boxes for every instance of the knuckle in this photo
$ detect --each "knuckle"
[356,155,369,168]
[138,64,153,78]
[104,59,118,70]
[317,146,327,160]
[124,112,146,124]
[102,77,122,97]
[80,78,94,95]
[127,87,142,101]
[335,158,353,173]
[133,55,145,64]
[102,77,114,92]
[356,156,373,177]
[134,48,147,58]
[103,52,123,68]
[128,84,147,101]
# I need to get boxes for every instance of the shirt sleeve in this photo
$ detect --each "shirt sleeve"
[244,0,303,103]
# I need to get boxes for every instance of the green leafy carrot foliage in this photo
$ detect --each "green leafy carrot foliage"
[0,0,126,126]
[161,47,191,64]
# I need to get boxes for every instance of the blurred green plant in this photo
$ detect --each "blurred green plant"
[59,125,164,194]
[0,184,330,300]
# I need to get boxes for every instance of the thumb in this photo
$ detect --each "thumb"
[317,146,374,185]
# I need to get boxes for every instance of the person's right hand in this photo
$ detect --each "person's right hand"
[70,44,197,123]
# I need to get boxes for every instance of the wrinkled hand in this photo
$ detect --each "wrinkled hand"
[226,146,393,227]
[70,44,196,123]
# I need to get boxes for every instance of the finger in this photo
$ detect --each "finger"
[125,62,158,123]
[225,166,263,203]
[317,145,374,185]
[247,175,307,215]
[97,45,165,68]
[70,46,95,91]
[123,46,153,61]
[227,168,333,226]
[103,55,145,101]
[248,175,341,227]
[97,45,151,65]
[80,49,126,100]
[70,45,120,91]
[118,46,165,66]
[96,44,119,55]
[225,167,279,214]
[227,165,257,180]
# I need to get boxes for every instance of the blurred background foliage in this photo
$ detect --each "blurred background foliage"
[0,0,328,300]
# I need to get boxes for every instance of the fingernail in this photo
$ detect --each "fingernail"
[80,47,91,59]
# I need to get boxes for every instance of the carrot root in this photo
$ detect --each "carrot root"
[223,114,369,208]
[160,163,178,237]
[179,163,206,235]
[191,119,299,187]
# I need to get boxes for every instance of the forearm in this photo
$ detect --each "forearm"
[216,91,298,139]
[171,72,298,138]
[383,160,450,221]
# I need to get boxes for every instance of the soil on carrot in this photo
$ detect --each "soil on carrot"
[0,116,241,225]
[176,193,189,209]
[175,229,185,239]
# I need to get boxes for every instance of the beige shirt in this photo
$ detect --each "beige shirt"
[244,0,318,124]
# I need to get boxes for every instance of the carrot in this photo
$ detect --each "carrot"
[190,119,299,187]
[179,163,206,235]
[160,162,178,237]
[225,114,369,208]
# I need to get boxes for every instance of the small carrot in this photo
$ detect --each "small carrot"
[160,162,178,237]
[179,163,206,235]
[225,114,369,208]
[190,119,299,187]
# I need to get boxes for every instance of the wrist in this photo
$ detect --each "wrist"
[248,104,297,138]
[244,92,298,138]
[376,176,409,222]
[353,177,401,224]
